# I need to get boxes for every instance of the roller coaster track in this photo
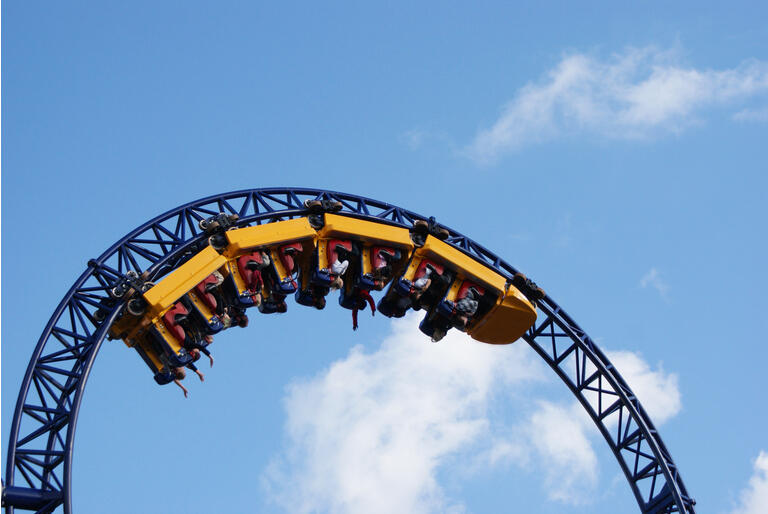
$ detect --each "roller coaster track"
[2,188,696,513]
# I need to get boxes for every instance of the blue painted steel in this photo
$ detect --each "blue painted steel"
[2,188,695,513]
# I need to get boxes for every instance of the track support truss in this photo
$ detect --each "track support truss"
[3,188,695,513]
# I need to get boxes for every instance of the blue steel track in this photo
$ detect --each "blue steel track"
[2,188,696,513]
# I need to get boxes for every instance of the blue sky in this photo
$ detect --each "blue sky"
[2,2,767,513]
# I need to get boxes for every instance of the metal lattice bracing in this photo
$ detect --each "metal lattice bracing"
[3,188,696,513]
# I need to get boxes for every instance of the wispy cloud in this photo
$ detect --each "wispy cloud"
[733,106,768,122]
[522,402,598,503]
[264,314,684,512]
[401,128,428,150]
[730,451,768,514]
[606,350,681,424]
[640,267,670,300]
[465,47,768,162]
[500,349,682,504]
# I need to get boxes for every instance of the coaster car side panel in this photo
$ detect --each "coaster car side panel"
[142,246,228,317]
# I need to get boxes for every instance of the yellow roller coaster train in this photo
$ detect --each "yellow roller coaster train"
[104,207,545,387]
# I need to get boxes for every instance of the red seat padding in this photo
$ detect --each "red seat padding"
[163,303,189,344]
[328,240,352,268]
[457,281,485,301]
[238,252,265,291]
[195,274,219,311]
[279,243,303,274]
[372,246,396,269]
[414,259,444,281]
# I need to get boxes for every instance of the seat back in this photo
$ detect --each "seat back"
[162,303,188,344]
[279,242,303,274]
[372,246,398,269]
[195,274,220,311]
[457,281,485,301]
[414,259,444,281]
[237,252,265,291]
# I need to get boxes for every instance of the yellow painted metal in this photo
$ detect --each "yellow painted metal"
[317,240,331,271]
[399,235,536,344]
[151,319,185,356]
[224,217,316,257]
[445,279,463,302]
[271,249,290,280]
[296,253,314,291]
[468,286,536,345]
[417,236,507,293]
[319,214,415,250]
[143,246,228,316]
[223,259,249,294]
[361,246,373,276]
[402,254,425,282]
[110,313,143,345]
[136,337,164,372]
[187,289,217,323]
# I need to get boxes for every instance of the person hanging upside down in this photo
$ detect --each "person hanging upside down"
[330,256,349,290]
[224,306,249,328]
[173,368,190,397]
[312,293,326,310]
[172,361,203,398]
[371,248,400,288]
[412,265,434,300]
[351,289,376,330]
[454,288,480,329]
[184,335,215,368]
[240,251,270,304]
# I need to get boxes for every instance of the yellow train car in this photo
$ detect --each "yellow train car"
[143,245,229,318]
[383,234,537,344]
[223,217,317,257]
[225,217,317,296]
[317,214,414,290]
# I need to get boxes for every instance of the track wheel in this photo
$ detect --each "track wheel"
[127,298,147,316]
[209,234,227,251]
[511,272,528,290]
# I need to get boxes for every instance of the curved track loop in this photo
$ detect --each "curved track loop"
[3,188,695,513]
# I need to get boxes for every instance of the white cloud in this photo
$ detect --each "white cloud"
[263,314,544,514]
[466,47,768,162]
[730,451,768,514]
[507,348,682,504]
[523,402,598,504]
[640,267,669,300]
[263,314,684,512]
[606,350,681,424]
